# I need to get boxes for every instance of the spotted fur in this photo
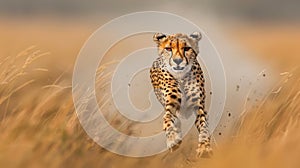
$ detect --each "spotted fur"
[150,32,212,157]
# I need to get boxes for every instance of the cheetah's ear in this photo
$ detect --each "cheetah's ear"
[190,31,202,42]
[153,33,166,44]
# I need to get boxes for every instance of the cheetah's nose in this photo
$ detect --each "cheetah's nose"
[173,58,183,65]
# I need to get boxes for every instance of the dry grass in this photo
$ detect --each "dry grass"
[0,19,299,167]
[202,68,300,168]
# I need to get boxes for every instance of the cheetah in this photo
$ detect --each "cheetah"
[150,32,212,157]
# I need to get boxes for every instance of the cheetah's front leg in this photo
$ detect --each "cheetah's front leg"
[163,88,182,151]
[183,63,213,157]
[195,107,213,158]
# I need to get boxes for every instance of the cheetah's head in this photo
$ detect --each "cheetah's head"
[153,32,201,72]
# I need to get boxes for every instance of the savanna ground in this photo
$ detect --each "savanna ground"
[0,18,299,168]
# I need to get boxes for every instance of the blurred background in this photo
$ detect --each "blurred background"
[1,0,299,71]
[1,0,300,20]
[0,0,299,168]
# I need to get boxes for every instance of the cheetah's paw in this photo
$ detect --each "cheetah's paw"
[196,143,213,158]
[166,129,182,152]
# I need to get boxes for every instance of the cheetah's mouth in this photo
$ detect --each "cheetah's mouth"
[173,66,184,70]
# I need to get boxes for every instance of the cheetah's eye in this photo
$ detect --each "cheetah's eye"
[184,47,191,52]
[165,47,172,51]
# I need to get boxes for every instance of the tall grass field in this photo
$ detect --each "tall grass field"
[0,19,299,168]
